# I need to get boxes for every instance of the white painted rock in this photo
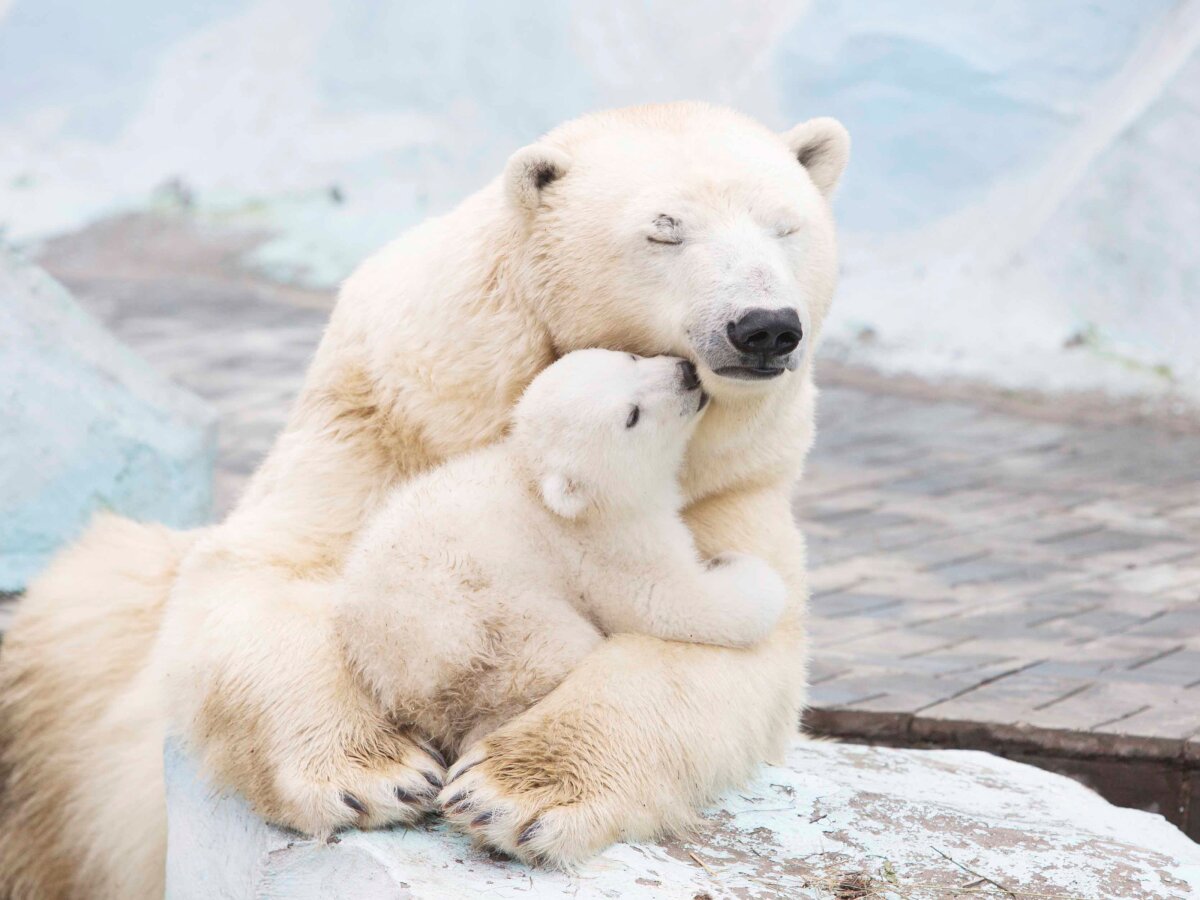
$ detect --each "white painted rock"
[0,246,216,589]
[165,739,1200,899]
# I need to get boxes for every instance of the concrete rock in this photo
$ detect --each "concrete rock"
[0,246,215,589]
[165,739,1200,899]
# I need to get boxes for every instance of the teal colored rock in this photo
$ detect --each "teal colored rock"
[0,246,216,590]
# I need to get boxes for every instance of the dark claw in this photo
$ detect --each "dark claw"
[517,820,541,846]
[395,787,420,804]
[341,792,367,815]
[424,770,443,789]
[419,741,447,768]
[449,757,482,784]
[443,791,466,809]
[471,811,493,827]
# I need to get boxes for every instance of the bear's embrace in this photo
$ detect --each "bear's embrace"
[0,102,848,899]
[336,350,787,787]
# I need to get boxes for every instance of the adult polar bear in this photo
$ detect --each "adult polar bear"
[0,102,848,899]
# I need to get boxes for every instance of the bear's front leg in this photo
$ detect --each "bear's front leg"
[438,485,808,865]
[160,543,448,835]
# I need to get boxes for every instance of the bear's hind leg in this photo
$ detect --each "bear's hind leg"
[160,550,448,836]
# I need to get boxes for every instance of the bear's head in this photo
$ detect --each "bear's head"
[511,348,707,520]
[504,102,849,401]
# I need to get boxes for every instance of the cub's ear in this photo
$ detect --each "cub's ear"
[505,142,572,212]
[538,471,589,520]
[782,117,850,198]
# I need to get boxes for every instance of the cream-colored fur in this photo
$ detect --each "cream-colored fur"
[0,102,848,898]
[336,349,788,761]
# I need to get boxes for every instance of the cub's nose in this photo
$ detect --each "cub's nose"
[726,307,803,358]
[677,359,701,391]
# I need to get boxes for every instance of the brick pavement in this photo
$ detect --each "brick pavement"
[30,213,1200,832]
[798,386,1200,739]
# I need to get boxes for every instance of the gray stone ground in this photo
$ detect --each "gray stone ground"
[800,381,1200,743]
[34,213,1200,756]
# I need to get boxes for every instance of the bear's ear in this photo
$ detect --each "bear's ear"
[781,117,850,199]
[505,142,572,212]
[538,471,590,520]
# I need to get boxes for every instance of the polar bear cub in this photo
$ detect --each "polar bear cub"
[335,349,787,753]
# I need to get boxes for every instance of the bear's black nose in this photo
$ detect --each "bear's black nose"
[726,308,803,358]
[678,359,701,391]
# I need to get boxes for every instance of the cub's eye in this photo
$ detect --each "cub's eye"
[776,222,801,238]
[647,214,683,245]
[626,405,640,428]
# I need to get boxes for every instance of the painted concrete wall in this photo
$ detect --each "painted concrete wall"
[1,0,1197,399]
[0,248,215,589]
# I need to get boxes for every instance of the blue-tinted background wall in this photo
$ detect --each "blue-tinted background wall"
[2,0,1197,398]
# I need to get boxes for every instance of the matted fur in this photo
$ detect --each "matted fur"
[0,102,848,898]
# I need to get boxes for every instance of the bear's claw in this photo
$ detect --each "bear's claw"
[446,750,486,784]
[272,733,448,834]
[394,787,424,804]
[437,729,625,868]
[417,739,447,769]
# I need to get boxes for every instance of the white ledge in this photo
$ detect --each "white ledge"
[165,739,1200,899]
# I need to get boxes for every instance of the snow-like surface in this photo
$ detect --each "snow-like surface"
[165,738,1200,899]
[0,248,215,589]
[1,0,1197,399]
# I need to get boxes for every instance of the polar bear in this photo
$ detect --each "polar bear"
[336,350,787,774]
[0,102,848,899]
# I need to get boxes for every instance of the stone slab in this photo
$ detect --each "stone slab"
[165,739,1200,900]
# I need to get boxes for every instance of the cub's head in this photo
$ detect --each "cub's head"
[504,102,849,401]
[512,348,707,520]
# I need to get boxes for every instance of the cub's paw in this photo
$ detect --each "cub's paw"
[707,551,788,640]
[437,734,625,867]
[271,734,447,835]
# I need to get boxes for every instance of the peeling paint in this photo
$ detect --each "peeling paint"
[166,739,1200,899]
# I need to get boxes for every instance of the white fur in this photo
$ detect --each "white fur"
[0,102,849,898]
[336,350,787,754]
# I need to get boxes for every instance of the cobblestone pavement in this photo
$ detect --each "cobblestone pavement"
[36,214,1200,754]
[799,385,1200,747]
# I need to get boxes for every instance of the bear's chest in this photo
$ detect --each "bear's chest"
[680,381,813,504]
